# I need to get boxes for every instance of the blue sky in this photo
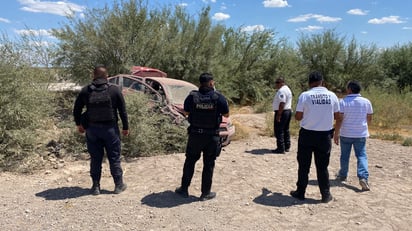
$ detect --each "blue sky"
[1,0,411,48]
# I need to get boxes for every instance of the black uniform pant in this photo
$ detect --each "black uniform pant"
[274,109,292,151]
[296,128,332,197]
[86,124,123,185]
[181,133,220,195]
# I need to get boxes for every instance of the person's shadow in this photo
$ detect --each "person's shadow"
[245,149,282,155]
[141,190,198,208]
[35,187,111,200]
[309,179,364,192]
[253,187,318,206]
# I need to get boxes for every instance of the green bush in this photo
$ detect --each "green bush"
[122,93,187,157]
[0,67,54,171]
[52,91,188,160]
[0,34,56,172]
[402,137,412,147]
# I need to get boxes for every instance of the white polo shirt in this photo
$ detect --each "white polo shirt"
[272,85,292,111]
[339,94,373,138]
[296,86,340,131]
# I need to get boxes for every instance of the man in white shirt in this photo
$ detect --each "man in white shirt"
[272,78,293,154]
[291,71,341,203]
[333,81,373,191]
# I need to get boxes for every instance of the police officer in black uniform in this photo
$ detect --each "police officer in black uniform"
[175,72,229,201]
[73,65,129,195]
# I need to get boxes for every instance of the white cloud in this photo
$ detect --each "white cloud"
[288,14,341,23]
[296,25,323,32]
[315,15,342,23]
[212,12,230,21]
[15,29,52,37]
[368,15,405,24]
[18,0,85,16]
[263,0,289,8]
[402,26,412,30]
[202,0,216,3]
[0,17,11,23]
[178,3,188,8]
[347,9,368,16]
[241,25,265,32]
[361,31,368,34]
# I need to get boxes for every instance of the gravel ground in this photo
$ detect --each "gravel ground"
[1,114,411,231]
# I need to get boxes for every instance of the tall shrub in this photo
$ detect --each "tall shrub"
[122,93,187,157]
[0,35,54,171]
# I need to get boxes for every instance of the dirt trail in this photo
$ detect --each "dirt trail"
[0,113,411,230]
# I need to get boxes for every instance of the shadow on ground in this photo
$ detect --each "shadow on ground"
[245,149,284,155]
[141,190,198,208]
[35,186,108,200]
[253,187,318,207]
[309,179,364,192]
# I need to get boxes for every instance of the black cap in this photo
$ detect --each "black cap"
[199,72,213,83]
[308,71,323,83]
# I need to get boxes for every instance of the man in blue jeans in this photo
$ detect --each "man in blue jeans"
[333,80,373,191]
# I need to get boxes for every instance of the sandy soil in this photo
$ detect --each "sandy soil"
[0,113,411,231]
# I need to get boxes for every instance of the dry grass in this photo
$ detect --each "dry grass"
[230,120,252,141]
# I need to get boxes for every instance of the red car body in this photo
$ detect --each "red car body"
[108,74,235,146]
[130,66,167,77]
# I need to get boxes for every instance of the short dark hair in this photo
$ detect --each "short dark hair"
[347,81,361,94]
[308,71,323,83]
[275,77,285,84]
[93,64,108,78]
[199,72,213,83]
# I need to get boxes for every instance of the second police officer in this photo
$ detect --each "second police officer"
[175,72,230,201]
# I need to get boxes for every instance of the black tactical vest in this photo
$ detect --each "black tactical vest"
[189,90,220,129]
[87,84,115,123]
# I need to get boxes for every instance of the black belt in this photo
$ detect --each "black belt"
[275,109,291,112]
[189,127,219,135]
[300,127,334,135]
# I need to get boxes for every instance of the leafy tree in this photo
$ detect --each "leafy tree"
[378,43,412,91]
[52,0,290,104]
[297,29,345,89]
[297,29,382,92]
[337,38,382,91]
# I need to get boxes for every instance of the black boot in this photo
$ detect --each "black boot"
[91,181,100,196]
[113,176,127,194]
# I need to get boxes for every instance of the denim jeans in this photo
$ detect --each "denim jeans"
[338,136,369,180]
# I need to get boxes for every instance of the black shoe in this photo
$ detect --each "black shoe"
[114,183,127,194]
[90,184,100,196]
[175,187,189,198]
[200,192,216,201]
[285,149,290,152]
[272,149,285,154]
[290,190,305,200]
[321,194,333,203]
[336,175,347,182]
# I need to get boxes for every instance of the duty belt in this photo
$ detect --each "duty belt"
[189,127,219,135]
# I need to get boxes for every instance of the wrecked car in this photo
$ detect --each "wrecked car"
[108,74,235,146]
